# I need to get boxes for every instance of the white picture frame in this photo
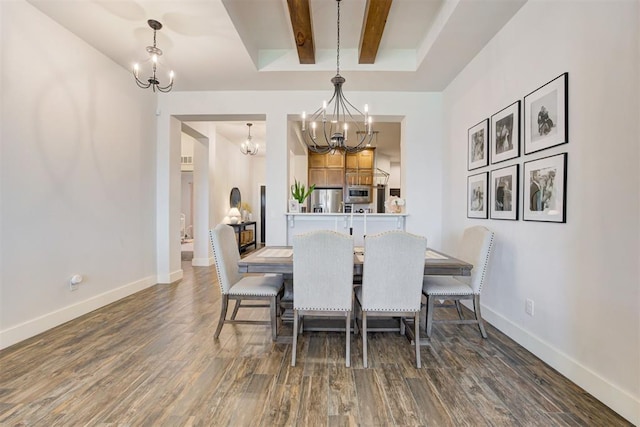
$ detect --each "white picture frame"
[288,199,299,213]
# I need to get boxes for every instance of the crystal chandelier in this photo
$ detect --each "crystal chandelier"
[133,19,174,93]
[300,0,374,154]
[240,123,259,155]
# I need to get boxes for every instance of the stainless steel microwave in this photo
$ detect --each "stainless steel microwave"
[345,185,372,203]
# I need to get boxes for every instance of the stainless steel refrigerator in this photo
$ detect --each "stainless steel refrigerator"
[309,188,343,213]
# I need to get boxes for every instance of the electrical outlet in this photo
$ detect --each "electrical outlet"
[525,299,534,316]
[69,274,82,291]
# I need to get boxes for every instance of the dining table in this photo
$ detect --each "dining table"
[237,245,473,345]
[238,246,473,276]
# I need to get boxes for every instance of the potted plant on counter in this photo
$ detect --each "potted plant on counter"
[291,179,315,213]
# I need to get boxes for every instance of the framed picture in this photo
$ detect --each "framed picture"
[288,199,299,213]
[491,101,520,164]
[467,172,488,219]
[524,72,568,155]
[490,164,519,220]
[468,119,489,170]
[523,153,567,223]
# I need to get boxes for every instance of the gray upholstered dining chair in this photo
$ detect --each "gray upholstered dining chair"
[209,224,284,341]
[422,226,495,338]
[291,230,354,367]
[355,231,427,368]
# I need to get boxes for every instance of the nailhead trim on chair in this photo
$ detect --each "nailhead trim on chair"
[232,290,279,296]
[476,230,495,294]
[210,229,228,296]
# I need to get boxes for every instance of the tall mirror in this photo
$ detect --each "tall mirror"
[230,187,241,208]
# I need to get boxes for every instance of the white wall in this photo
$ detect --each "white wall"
[441,1,639,423]
[180,172,193,237]
[157,91,443,251]
[0,1,158,348]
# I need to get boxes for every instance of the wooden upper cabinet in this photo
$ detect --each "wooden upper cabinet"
[309,168,344,188]
[358,170,373,186]
[308,151,344,168]
[346,170,373,186]
[326,151,344,168]
[345,149,374,169]
[307,149,374,188]
[308,152,325,168]
[345,153,358,169]
[326,169,344,187]
[358,149,374,169]
[308,169,326,187]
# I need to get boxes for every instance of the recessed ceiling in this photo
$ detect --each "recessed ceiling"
[27,0,527,92]
[27,0,527,161]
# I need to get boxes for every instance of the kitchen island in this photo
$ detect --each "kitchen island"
[285,212,407,246]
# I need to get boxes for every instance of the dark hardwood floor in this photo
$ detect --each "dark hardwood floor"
[0,260,631,426]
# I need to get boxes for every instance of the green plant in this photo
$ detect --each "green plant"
[291,179,315,204]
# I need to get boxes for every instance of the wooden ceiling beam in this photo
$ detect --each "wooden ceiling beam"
[358,0,392,64]
[287,0,315,64]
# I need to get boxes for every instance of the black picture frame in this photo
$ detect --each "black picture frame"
[467,172,488,219]
[490,164,519,220]
[468,119,489,170]
[524,72,568,155]
[523,153,567,223]
[491,101,520,164]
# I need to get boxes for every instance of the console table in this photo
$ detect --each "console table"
[229,221,256,254]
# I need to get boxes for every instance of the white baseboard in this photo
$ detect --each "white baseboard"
[157,269,183,284]
[0,275,157,351]
[481,304,640,426]
[191,256,214,267]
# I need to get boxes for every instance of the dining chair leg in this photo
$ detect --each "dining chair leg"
[291,309,299,366]
[426,295,435,338]
[362,311,368,368]
[270,296,277,341]
[214,295,229,339]
[454,300,464,320]
[414,312,421,368]
[230,299,241,320]
[473,294,488,338]
[345,311,351,368]
[276,293,282,317]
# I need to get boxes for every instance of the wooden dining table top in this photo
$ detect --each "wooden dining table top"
[238,246,473,277]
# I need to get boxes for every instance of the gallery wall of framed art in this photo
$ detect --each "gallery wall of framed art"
[465,72,568,224]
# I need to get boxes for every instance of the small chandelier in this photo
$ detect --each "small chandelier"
[240,123,259,156]
[133,19,174,93]
[300,0,374,154]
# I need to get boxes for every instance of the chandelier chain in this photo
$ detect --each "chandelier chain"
[299,0,374,154]
[336,0,340,75]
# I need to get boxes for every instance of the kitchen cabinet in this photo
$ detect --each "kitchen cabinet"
[346,170,373,186]
[346,148,374,169]
[308,151,344,168]
[309,168,344,188]
[345,148,375,186]
[308,151,345,188]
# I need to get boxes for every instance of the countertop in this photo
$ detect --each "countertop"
[285,212,407,216]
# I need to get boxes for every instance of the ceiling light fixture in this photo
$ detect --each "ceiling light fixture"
[133,19,174,93]
[300,0,374,154]
[240,123,259,156]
